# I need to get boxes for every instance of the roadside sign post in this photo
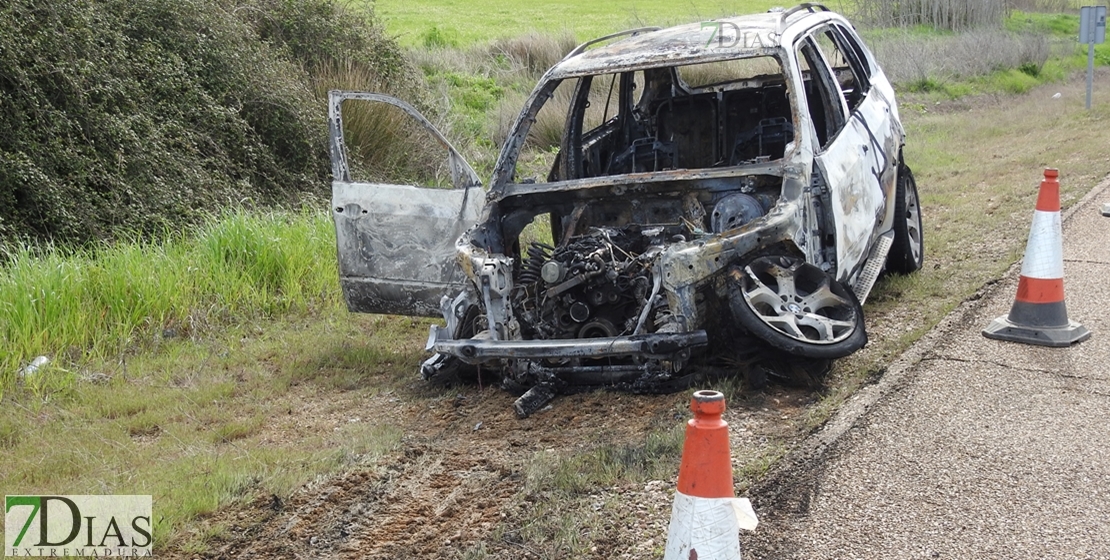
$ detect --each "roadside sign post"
[1080,5,1106,110]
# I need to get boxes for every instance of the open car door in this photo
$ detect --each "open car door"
[329,91,484,317]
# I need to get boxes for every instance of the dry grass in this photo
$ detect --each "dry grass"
[0,310,423,549]
[866,28,1060,85]
[488,76,617,152]
[6,5,1110,553]
[408,31,575,85]
[312,58,457,186]
[491,31,577,76]
[5,71,1110,558]
[854,0,1009,30]
[679,56,783,88]
[490,85,565,150]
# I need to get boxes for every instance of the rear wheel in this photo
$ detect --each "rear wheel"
[887,163,924,274]
[728,256,867,359]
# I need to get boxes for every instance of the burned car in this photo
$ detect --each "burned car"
[328,4,924,415]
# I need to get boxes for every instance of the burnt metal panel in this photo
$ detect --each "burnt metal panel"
[333,182,483,317]
[815,93,898,282]
[328,91,487,318]
[428,326,708,363]
[548,15,785,79]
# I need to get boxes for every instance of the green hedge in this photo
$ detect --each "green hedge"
[0,0,416,245]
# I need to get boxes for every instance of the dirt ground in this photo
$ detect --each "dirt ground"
[163,361,816,559]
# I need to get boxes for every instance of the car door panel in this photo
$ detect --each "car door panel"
[816,96,896,282]
[329,91,484,317]
[333,182,483,317]
[805,31,897,283]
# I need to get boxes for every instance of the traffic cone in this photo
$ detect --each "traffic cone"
[663,390,758,560]
[983,168,1090,347]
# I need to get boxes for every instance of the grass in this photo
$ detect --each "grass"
[312,58,462,186]
[374,0,782,46]
[511,43,1110,554]
[523,426,685,495]
[0,209,338,400]
[0,308,420,550]
[505,423,686,556]
[791,73,1110,457]
[0,207,415,549]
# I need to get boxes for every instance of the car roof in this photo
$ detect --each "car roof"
[547,8,841,79]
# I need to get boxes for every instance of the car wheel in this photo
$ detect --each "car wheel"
[728,256,867,359]
[886,163,924,274]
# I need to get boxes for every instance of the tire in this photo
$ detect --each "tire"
[886,163,924,274]
[727,256,867,359]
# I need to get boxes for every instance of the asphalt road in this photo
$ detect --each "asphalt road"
[742,176,1110,559]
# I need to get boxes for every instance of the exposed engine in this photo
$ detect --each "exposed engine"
[512,226,665,343]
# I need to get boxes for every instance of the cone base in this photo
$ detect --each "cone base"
[982,315,1091,347]
[663,492,755,560]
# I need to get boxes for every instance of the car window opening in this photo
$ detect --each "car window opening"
[545,56,794,183]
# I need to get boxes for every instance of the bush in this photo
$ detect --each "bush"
[0,0,420,246]
[866,28,1056,85]
[855,0,1009,31]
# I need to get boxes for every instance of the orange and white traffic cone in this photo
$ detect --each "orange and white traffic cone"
[663,390,758,560]
[983,168,1090,346]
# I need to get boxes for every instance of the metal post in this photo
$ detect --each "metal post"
[1088,41,1095,110]
[1080,5,1107,111]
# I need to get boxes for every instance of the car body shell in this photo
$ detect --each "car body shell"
[328,5,915,394]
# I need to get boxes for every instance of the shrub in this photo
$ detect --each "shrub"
[0,0,419,246]
[855,0,1009,31]
[866,28,1056,85]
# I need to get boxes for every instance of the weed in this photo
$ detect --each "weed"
[733,442,788,491]
[854,0,1009,30]
[211,417,264,444]
[315,65,455,186]
[1096,43,1110,66]
[5,3,1110,557]
[460,542,491,560]
[422,26,460,49]
[907,77,946,93]
[439,71,507,135]
[866,27,1057,87]
[1007,10,1080,36]
[0,308,407,551]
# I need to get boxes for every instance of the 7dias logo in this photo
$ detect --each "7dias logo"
[5,495,152,557]
[700,21,779,49]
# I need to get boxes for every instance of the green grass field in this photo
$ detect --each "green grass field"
[374,0,779,45]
